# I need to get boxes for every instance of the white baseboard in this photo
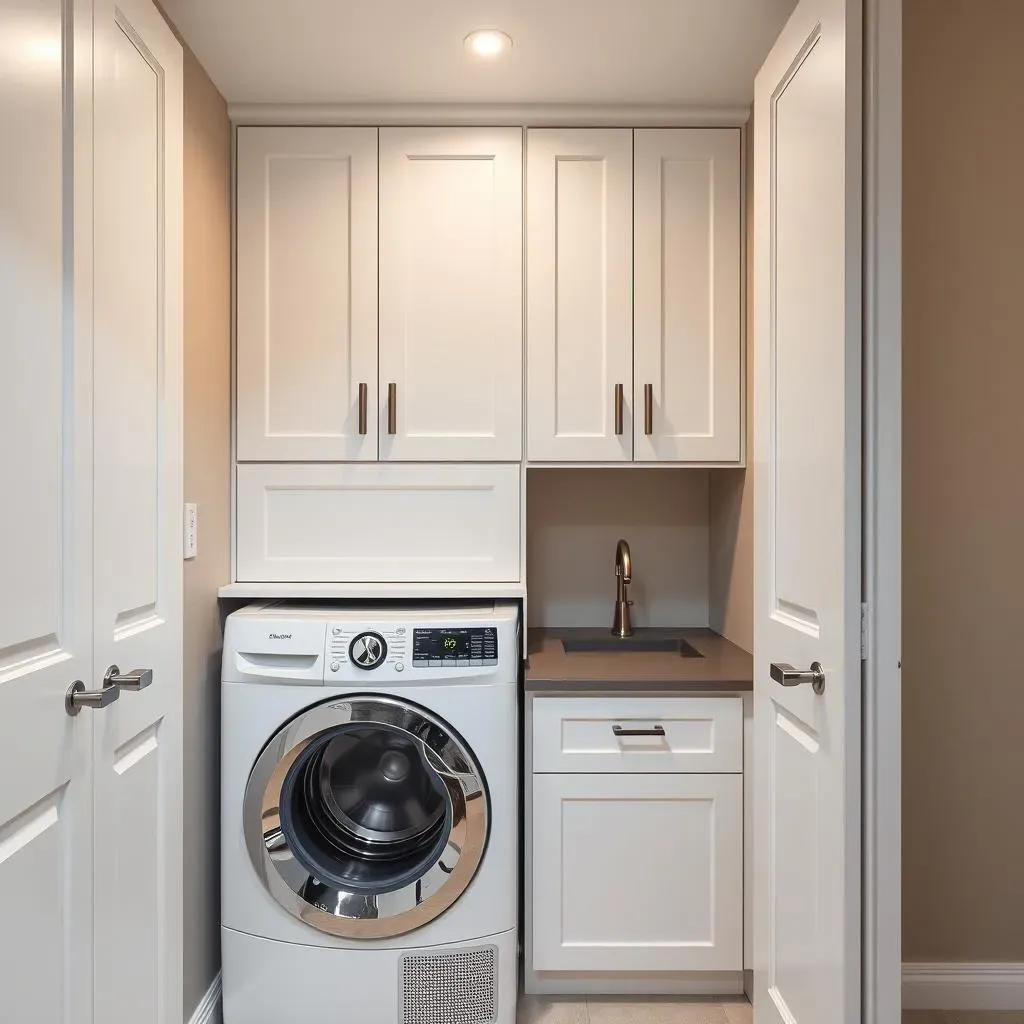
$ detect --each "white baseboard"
[188,972,223,1024]
[903,962,1024,1011]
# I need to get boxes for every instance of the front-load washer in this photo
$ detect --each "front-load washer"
[221,601,520,1024]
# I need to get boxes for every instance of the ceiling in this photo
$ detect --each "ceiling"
[159,0,798,108]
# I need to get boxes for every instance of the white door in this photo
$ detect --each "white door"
[92,1,184,1022]
[379,127,523,461]
[0,1,93,1020]
[532,773,742,973]
[526,129,633,462]
[634,129,742,463]
[753,0,861,1022]
[236,127,378,461]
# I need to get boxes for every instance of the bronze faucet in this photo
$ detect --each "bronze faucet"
[611,539,634,637]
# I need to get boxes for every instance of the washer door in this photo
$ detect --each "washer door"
[244,695,489,939]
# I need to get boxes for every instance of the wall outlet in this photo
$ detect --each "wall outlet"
[183,503,198,560]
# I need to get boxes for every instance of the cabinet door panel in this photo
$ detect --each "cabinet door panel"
[379,128,523,461]
[634,129,742,462]
[236,127,378,461]
[527,130,632,461]
[532,773,742,973]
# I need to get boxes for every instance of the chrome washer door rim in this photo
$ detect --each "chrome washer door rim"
[244,695,489,939]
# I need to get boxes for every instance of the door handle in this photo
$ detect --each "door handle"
[614,383,624,436]
[612,724,666,738]
[770,661,825,695]
[358,382,368,435]
[66,679,120,716]
[644,383,653,436]
[387,382,397,435]
[104,665,153,692]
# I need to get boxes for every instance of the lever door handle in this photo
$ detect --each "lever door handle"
[66,679,120,716]
[612,724,666,738]
[770,661,825,694]
[104,665,153,692]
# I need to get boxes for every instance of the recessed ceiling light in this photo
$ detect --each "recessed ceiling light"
[464,29,512,59]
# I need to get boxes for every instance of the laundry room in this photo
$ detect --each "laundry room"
[0,0,907,1022]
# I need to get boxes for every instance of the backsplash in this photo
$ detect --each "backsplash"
[526,468,710,628]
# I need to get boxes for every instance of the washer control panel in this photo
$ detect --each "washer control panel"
[327,624,409,677]
[412,627,498,668]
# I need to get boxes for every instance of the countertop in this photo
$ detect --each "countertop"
[525,627,753,691]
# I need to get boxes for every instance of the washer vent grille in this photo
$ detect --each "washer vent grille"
[399,944,498,1024]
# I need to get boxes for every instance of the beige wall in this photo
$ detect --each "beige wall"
[180,46,231,1015]
[903,0,1024,963]
[709,119,754,653]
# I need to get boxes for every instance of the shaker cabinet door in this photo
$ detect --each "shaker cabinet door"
[526,129,633,462]
[236,126,379,461]
[634,129,742,463]
[379,127,523,461]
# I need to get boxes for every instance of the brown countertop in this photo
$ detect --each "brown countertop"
[525,627,753,691]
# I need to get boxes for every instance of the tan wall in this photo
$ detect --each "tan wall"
[180,47,231,1014]
[709,119,754,653]
[903,0,1024,963]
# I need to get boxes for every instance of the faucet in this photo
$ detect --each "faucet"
[611,539,634,638]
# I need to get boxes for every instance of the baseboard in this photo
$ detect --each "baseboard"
[187,972,223,1024]
[903,962,1024,1011]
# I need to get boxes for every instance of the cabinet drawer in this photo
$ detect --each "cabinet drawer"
[236,463,521,583]
[532,696,742,774]
[532,772,743,972]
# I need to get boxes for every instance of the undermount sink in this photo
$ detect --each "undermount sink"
[560,635,704,658]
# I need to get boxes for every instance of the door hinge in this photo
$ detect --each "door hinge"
[860,602,869,661]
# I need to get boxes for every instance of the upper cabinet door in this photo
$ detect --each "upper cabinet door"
[379,128,523,461]
[634,129,742,463]
[527,130,633,462]
[236,127,378,461]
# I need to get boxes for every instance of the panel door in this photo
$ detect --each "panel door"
[92,2,184,1022]
[526,129,633,462]
[753,1,862,1023]
[379,127,523,461]
[634,129,742,463]
[236,126,378,461]
[532,773,742,973]
[0,1,93,1020]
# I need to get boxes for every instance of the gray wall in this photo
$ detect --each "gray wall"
[180,44,231,1017]
[903,0,1024,963]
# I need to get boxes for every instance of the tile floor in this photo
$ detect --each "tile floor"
[517,999,1024,1024]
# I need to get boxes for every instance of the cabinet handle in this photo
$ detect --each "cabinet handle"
[387,382,397,435]
[358,382,368,435]
[614,383,624,436]
[644,383,653,436]
[612,724,666,738]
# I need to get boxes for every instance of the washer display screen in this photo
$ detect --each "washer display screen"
[412,628,498,666]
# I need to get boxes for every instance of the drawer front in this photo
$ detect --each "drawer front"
[532,696,742,774]
[531,771,743,973]
[236,463,521,583]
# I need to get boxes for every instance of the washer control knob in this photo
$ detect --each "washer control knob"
[395,663,405,673]
[330,661,340,672]
[349,632,388,670]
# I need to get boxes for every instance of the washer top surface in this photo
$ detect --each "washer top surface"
[222,600,520,686]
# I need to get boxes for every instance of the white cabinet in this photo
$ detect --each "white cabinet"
[532,772,743,973]
[526,130,633,462]
[634,129,742,462]
[379,128,523,461]
[526,128,742,464]
[236,127,378,461]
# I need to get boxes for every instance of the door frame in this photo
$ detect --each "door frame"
[862,0,902,1021]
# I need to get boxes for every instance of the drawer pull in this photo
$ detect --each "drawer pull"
[612,724,666,738]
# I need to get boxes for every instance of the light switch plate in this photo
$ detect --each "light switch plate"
[183,503,198,560]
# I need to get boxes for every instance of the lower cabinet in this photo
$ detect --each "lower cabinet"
[528,695,744,990]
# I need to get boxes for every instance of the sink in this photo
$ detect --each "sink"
[560,636,703,658]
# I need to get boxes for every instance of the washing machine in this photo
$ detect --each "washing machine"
[221,601,520,1024]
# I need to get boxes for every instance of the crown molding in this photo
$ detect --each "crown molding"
[227,102,751,128]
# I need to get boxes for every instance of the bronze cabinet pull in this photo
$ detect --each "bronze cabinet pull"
[387,382,397,435]
[644,383,653,436]
[614,383,624,436]
[358,382,368,435]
